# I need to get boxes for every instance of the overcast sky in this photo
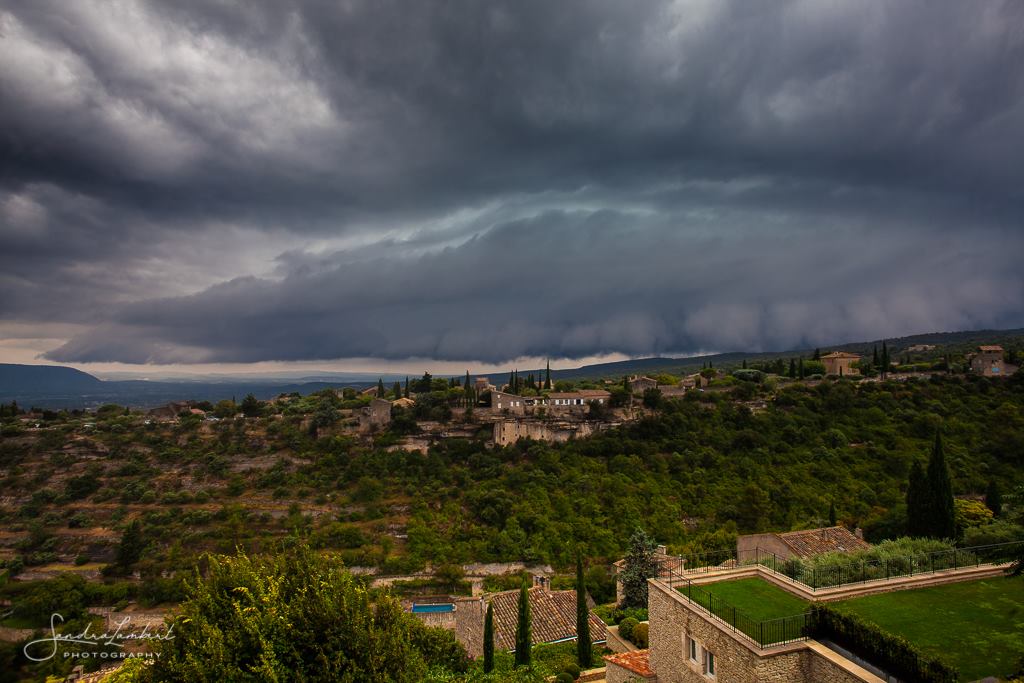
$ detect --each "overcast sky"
[1,0,1023,375]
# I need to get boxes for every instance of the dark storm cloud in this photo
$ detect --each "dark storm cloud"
[1,0,1023,363]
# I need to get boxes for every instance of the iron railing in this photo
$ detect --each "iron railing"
[750,540,1022,590]
[654,539,1023,649]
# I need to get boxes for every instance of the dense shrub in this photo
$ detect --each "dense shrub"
[554,674,574,683]
[617,616,638,642]
[631,622,649,647]
[809,605,958,682]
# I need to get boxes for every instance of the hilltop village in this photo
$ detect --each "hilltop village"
[130,342,1020,453]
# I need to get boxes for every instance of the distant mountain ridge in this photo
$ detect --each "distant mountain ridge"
[2,327,1022,409]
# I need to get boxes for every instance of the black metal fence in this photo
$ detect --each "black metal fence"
[654,539,1022,650]
[664,569,810,647]
[660,540,1022,591]
[750,540,1022,590]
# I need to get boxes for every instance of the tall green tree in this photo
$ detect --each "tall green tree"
[483,602,495,673]
[515,581,532,666]
[377,378,385,398]
[114,519,145,571]
[925,432,956,539]
[619,528,658,609]
[404,376,410,398]
[985,480,1003,517]
[544,361,552,390]
[392,382,402,400]
[576,554,592,669]
[906,460,928,537]
[881,342,890,379]
[828,501,837,527]
[788,358,796,378]
[798,357,805,379]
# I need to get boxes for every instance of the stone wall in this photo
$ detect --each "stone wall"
[735,533,795,561]
[647,579,878,683]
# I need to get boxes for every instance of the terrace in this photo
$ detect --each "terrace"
[656,541,1024,681]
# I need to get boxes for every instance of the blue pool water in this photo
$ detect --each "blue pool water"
[412,603,455,613]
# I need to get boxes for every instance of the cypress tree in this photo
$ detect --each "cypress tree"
[515,580,531,666]
[377,378,385,397]
[465,370,471,390]
[906,460,928,537]
[742,358,747,369]
[873,346,879,365]
[828,501,837,527]
[788,358,796,378]
[798,357,805,379]
[545,361,551,390]
[404,376,410,398]
[813,348,821,361]
[881,342,890,379]
[926,432,956,539]
[985,480,1003,517]
[576,554,592,669]
[483,602,495,673]
[392,382,401,400]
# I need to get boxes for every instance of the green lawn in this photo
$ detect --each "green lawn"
[833,576,1024,681]
[685,577,809,621]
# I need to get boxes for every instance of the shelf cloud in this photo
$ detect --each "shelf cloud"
[2,0,1023,364]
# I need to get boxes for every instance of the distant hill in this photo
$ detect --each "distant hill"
[2,327,1022,408]
[0,363,104,393]
[0,364,376,410]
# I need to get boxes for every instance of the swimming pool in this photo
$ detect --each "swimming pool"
[411,603,455,613]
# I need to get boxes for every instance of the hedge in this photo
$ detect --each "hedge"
[808,605,958,682]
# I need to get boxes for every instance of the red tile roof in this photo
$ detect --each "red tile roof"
[486,587,607,651]
[978,345,1004,352]
[777,526,870,557]
[605,649,654,677]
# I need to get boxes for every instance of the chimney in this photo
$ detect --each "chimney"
[854,527,864,540]
[656,544,667,556]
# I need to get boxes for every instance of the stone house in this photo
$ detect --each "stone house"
[391,397,416,409]
[358,398,392,431]
[736,526,869,563]
[490,390,526,415]
[647,577,882,682]
[629,376,659,393]
[423,585,607,659]
[605,649,657,682]
[970,345,1005,376]
[546,389,611,413]
[821,352,861,376]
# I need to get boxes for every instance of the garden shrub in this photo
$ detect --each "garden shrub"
[561,662,580,678]
[809,605,958,682]
[631,622,649,648]
[618,616,638,641]
[554,674,574,683]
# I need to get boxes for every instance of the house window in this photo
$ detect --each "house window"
[687,636,697,662]
[703,649,715,677]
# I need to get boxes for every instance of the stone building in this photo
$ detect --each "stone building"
[605,650,657,682]
[821,351,861,376]
[970,345,1005,376]
[358,398,392,431]
[647,578,882,682]
[629,376,659,393]
[490,390,526,415]
[545,389,611,413]
[735,526,869,563]
[420,586,607,659]
[493,418,606,446]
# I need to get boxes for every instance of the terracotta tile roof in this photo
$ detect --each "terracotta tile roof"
[547,390,611,399]
[486,588,607,651]
[978,345,1004,352]
[777,526,870,558]
[821,351,861,359]
[604,649,654,677]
